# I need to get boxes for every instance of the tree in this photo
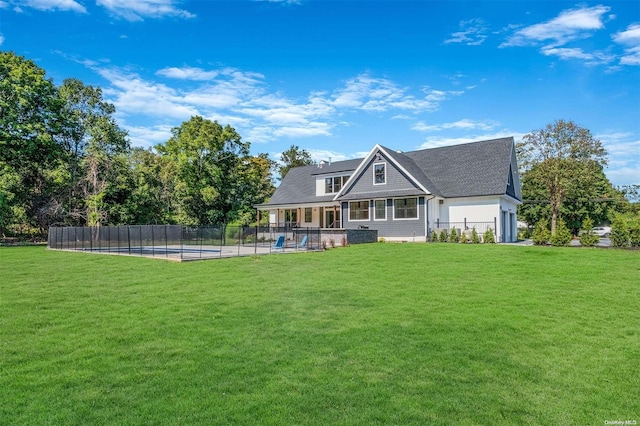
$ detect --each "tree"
[58,79,129,226]
[532,220,550,245]
[0,51,66,233]
[230,153,276,225]
[550,219,572,246]
[159,117,249,225]
[579,218,599,247]
[278,145,315,180]
[517,120,607,235]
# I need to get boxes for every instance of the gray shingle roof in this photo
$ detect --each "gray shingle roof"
[259,137,517,207]
[404,137,514,198]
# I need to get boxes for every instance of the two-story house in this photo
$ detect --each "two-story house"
[256,137,522,242]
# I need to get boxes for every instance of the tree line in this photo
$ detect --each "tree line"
[1,51,277,238]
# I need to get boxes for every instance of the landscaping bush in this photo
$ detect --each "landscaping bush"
[439,229,448,243]
[550,219,572,247]
[579,218,599,247]
[630,225,640,248]
[532,220,550,245]
[610,215,630,248]
[449,228,459,243]
[483,228,496,244]
[471,227,481,244]
[429,232,438,243]
[459,231,468,244]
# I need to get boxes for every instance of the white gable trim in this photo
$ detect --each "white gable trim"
[333,144,431,201]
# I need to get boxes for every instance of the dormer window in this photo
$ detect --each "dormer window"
[324,175,350,194]
[374,163,386,185]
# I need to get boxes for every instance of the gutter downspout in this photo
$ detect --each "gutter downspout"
[425,195,436,241]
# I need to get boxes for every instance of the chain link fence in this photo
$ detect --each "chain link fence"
[48,225,321,261]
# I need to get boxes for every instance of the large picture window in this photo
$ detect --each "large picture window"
[349,201,369,221]
[374,199,386,220]
[374,163,386,184]
[394,198,418,219]
[304,207,312,223]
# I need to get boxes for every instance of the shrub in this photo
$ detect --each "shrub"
[342,236,348,247]
[471,227,481,244]
[329,239,336,249]
[483,228,496,244]
[430,231,438,243]
[610,215,630,248]
[439,229,448,243]
[378,237,385,243]
[579,218,599,247]
[550,219,572,247]
[532,221,550,245]
[459,231,468,244]
[449,228,459,243]
[630,225,640,248]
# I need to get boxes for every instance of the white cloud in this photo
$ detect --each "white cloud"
[332,74,460,113]
[0,1,7,8]
[444,19,488,46]
[501,5,610,48]
[124,124,174,148]
[87,61,463,148]
[418,130,528,150]
[96,0,194,21]
[412,119,497,132]
[540,46,614,65]
[17,0,86,12]
[612,24,640,66]
[157,66,219,80]
[96,67,200,119]
[0,34,4,45]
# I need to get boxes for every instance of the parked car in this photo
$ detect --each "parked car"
[592,226,611,237]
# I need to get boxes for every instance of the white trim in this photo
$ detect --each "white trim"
[348,200,370,221]
[392,197,419,220]
[373,162,386,185]
[333,144,432,201]
[373,199,387,221]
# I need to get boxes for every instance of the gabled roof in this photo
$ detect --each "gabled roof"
[404,137,516,198]
[258,137,520,208]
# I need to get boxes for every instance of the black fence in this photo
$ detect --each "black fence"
[48,225,321,261]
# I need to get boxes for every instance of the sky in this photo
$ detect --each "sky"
[1,0,639,186]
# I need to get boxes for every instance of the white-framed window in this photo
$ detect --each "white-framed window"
[374,199,386,220]
[324,175,351,194]
[373,163,386,185]
[304,207,312,223]
[349,200,369,221]
[393,198,418,220]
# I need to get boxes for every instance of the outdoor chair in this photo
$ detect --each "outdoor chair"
[294,235,307,250]
[272,235,285,250]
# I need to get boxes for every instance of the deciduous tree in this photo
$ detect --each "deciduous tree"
[517,120,607,235]
[278,145,315,180]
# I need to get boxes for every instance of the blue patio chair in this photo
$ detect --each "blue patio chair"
[272,235,285,251]
[294,235,308,250]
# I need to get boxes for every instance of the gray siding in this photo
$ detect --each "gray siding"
[342,151,422,197]
[342,197,426,238]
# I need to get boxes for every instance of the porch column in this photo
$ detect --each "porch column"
[333,206,337,228]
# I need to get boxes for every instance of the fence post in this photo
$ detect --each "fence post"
[464,218,467,230]
[494,217,497,241]
[151,225,155,257]
[164,225,168,258]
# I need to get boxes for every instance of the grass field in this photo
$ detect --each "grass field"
[1,244,639,425]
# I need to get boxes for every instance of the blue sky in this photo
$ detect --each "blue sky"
[1,0,639,185]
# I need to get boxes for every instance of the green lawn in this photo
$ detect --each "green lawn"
[1,244,639,425]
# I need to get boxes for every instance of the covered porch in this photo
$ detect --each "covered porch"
[256,203,343,229]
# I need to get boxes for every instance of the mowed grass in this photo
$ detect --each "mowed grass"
[1,244,639,425]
